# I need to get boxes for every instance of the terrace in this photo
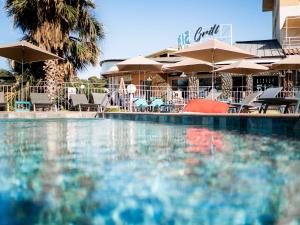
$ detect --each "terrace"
[1,81,300,113]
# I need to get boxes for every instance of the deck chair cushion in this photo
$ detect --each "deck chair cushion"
[0,92,5,104]
[31,93,51,104]
[205,91,222,100]
[259,87,283,99]
[184,99,229,114]
[0,92,5,109]
[92,93,108,105]
[241,91,263,105]
[0,92,4,103]
[70,94,89,106]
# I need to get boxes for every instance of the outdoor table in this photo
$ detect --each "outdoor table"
[255,98,298,114]
[160,103,185,113]
[174,103,186,112]
[15,101,31,112]
[160,104,175,113]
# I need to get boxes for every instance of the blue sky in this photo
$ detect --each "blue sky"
[0,0,272,79]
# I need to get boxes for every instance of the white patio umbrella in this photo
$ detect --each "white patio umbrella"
[167,58,214,73]
[214,60,269,74]
[175,39,256,99]
[117,56,163,84]
[0,41,63,100]
[271,55,300,70]
[271,55,300,91]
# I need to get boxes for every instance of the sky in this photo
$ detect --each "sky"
[0,0,272,79]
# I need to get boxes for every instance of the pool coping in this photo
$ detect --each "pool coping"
[0,112,98,119]
[103,112,300,118]
[103,112,300,138]
[0,111,299,119]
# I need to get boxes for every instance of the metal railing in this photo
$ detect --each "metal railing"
[1,83,300,113]
[282,37,300,49]
[0,85,12,111]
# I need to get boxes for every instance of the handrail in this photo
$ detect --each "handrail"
[282,37,300,48]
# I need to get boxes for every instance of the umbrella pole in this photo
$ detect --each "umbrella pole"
[21,47,24,102]
[139,70,141,96]
[211,52,215,100]
[21,60,24,101]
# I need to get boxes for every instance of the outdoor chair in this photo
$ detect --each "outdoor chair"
[133,97,149,112]
[167,90,185,112]
[199,87,208,98]
[172,90,184,103]
[253,87,298,114]
[30,93,55,112]
[0,92,8,111]
[92,93,110,112]
[205,89,222,101]
[149,97,164,112]
[229,91,263,113]
[70,94,97,112]
[284,92,300,114]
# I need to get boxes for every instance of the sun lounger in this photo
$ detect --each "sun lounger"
[92,93,110,112]
[230,91,263,113]
[30,93,55,112]
[253,87,298,114]
[0,92,8,111]
[283,92,300,114]
[258,87,283,99]
[294,92,300,114]
[70,94,97,111]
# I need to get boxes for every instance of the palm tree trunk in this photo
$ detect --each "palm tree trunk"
[43,60,66,101]
[188,74,199,99]
[221,73,232,99]
[246,75,253,96]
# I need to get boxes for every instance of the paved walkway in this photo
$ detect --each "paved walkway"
[0,111,299,119]
[0,112,99,119]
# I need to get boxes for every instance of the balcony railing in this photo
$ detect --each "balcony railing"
[282,37,300,49]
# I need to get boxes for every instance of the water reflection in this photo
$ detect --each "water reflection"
[186,128,226,154]
[0,119,299,224]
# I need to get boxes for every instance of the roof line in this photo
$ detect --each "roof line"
[235,39,279,44]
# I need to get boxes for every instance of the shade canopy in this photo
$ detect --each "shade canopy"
[167,58,213,73]
[175,39,256,63]
[0,41,63,63]
[117,56,163,72]
[214,60,269,74]
[271,55,300,70]
[102,65,121,76]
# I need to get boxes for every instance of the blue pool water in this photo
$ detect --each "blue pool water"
[0,119,299,225]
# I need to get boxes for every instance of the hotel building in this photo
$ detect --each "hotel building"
[101,0,300,100]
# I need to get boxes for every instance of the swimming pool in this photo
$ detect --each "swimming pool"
[0,119,299,225]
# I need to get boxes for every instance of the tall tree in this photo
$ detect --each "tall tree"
[5,0,104,98]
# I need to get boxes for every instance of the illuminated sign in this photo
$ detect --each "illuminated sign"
[194,24,220,42]
[178,24,232,49]
[178,31,191,50]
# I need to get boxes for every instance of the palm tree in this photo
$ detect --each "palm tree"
[5,0,104,98]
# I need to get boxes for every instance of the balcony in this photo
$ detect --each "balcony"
[282,36,300,49]
[282,16,300,49]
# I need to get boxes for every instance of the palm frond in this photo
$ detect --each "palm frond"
[5,0,105,80]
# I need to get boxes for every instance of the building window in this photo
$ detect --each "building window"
[171,79,189,91]
[232,76,246,91]
[253,76,279,91]
[198,77,221,90]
